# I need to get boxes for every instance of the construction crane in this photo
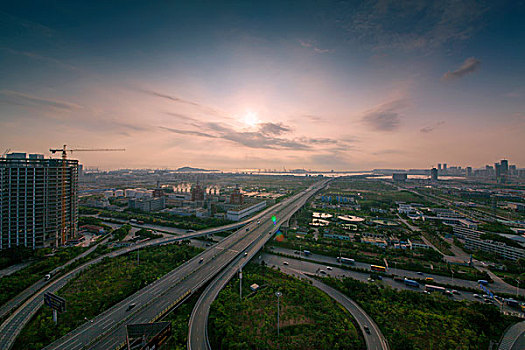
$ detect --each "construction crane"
[49,145,125,246]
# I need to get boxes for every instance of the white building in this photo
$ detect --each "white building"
[226,201,266,221]
[464,237,525,261]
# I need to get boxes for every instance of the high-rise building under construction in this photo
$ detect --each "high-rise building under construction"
[0,153,78,250]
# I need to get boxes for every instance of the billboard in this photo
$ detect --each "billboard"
[44,292,66,313]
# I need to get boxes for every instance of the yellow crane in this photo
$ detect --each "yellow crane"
[49,145,125,246]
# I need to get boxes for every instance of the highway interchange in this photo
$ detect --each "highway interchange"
[0,199,283,350]
[188,180,322,350]
[42,179,329,350]
[2,177,525,350]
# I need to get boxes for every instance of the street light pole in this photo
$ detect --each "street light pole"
[276,291,282,336]
[239,268,243,301]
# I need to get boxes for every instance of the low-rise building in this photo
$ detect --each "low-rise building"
[464,237,525,261]
[226,201,266,221]
[408,239,430,250]
[128,197,165,212]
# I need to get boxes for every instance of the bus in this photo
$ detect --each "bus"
[425,284,446,293]
[404,279,419,288]
[338,257,355,265]
[371,265,386,272]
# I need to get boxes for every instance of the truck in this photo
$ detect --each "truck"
[425,284,446,293]
[404,278,420,288]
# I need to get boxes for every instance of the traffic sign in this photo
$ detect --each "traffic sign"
[44,292,66,313]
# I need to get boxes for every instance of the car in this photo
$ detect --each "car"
[417,272,424,276]
[127,303,137,311]
[199,257,204,263]
[319,270,327,274]
[44,274,51,280]
[473,294,482,299]
[444,290,453,296]
[257,220,261,224]
[294,251,300,255]
[364,326,370,334]
[205,243,211,247]
[244,252,248,256]
[452,290,460,295]
[326,266,333,270]
[283,261,289,265]
[367,277,374,282]
[423,291,430,295]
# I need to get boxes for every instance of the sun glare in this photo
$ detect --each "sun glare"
[243,111,259,127]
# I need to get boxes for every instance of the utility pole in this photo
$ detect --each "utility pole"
[276,291,282,336]
[239,268,243,301]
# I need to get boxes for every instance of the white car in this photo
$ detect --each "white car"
[326,266,333,270]
[283,261,289,265]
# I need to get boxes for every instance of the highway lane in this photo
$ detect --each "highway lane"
[0,261,32,278]
[0,204,278,350]
[269,246,520,295]
[498,320,525,350]
[0,235,109,323]
[45,180,329,350]
[280,266,389,350]
[262,253,525,317]
[187,186,322,350]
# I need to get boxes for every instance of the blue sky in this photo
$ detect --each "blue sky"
[1,1,524,170]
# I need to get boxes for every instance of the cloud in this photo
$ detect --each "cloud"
[258,122,291,135]
[0,90,83,110]
[158,126,217,139]
[134,87,226,117]
[361,99,408,131]
[159,120,352,152]
[420,121,445,133]
[164,112,199,122]
[299,39,333,54]
[441,57,481,81]
[335,1,489,52]
[1,47,79,71]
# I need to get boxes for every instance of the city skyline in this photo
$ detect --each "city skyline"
[1,1,525,170]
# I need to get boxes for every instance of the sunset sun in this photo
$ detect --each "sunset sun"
[242,111,259,127]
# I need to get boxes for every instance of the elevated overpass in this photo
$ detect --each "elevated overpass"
[42,179,328,350]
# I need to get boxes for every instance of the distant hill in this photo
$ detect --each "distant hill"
[176,166,216,172]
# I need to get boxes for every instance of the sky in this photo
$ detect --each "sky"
[1,0,524,171]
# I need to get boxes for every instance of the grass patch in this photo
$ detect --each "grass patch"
[208,263,365,350]
[13,243,203,350]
